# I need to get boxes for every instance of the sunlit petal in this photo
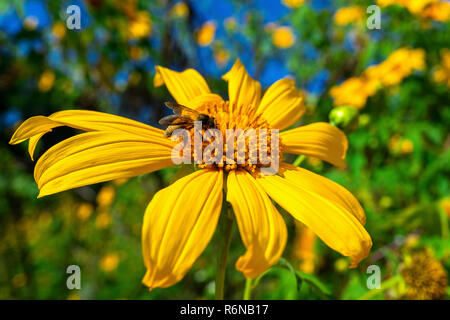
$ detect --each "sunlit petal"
[35,131,175,197]
[281,122,348,168]
[222,59,261,110]
[154,66,211,105]
[256,173,372,267]
[257,78,305,130]
[227,170,287,278]
[142,169,223,289]
[9,110,164,160]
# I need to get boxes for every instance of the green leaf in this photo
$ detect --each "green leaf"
[295,270,332,299]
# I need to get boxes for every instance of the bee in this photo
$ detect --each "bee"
[159,102,217,137]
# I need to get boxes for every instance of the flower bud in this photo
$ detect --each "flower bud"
[329,106,359,130]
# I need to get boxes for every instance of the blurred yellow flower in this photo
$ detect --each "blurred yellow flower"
[214,49,230,67]
[377,0,449,21]
[52,22,66,40]
[100,253,120,272]
[422,1,450,21]
[128,11,152,39]
[97,185,115,207]
[281,0,305,8]
[38,71,55,92]
[334,258,349,272]
[293,222,316,273]
[67,293,80,300]
[440,197,450,217]
[306,156,322,168]
[96,212,112,229]
[332,47,426,108]
[365,48,425,87]
[77,203,94,221]
[334,6,365,26]
[400,139,414,154]
[330,76,378,108]
[170,1,189,19]
[433,49,450,87]
[271,26,295,49]
[196,21,217,46]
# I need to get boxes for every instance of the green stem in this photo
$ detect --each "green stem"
[358,275,403,300]
[243,278,253,300]
[215,204,234,300]
[293,155,306,167]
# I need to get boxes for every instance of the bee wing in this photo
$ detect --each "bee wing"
[158,115,179,125]
[164,102,200,117]
[159,115,195,126]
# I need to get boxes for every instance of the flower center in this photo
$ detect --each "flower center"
[186,100,283,173]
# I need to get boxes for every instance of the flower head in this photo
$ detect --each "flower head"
[271,26,296,49]
[196,21,217,47]
[281,0,305,9]
[10,59,372,289]
[334,6,365,26]
[128,11,152,39]
[400,250,448,300]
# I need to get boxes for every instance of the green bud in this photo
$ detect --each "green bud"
[329,106,359,130]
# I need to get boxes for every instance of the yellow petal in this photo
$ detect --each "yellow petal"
[9,110,163,160]
[187,93,225,110]
[222,59,261,110]
[142,169,223,289]
[256,173,372,267]
[154,66,211,105]
[257,78,305,130]
[35,131,175,197]
[279,163,366,224]
[227,170,287,278]
[281,122,348,168]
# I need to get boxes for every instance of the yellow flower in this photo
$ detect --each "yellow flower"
[97,185,115,207]
[334,6,365,26]
[10,59,371,289]
[271,26,296,49]
[77,203,93,221]
[170,1,189,19]
[96,212,112,229]
[128,11,152,39]
[195,21,217,47]
[213,48,230,67]
[52,22,66,40]
[38,70,55,92]
[364,48,425,86]
[100,253,120,272]
[422,1,450,21]
[281,0,305,8]
[400,139,414,154]
[330,76,378,108]
[440,197,450,217]
[376,0,449,21]
[433,49,450,87]
[293,222,316,273]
